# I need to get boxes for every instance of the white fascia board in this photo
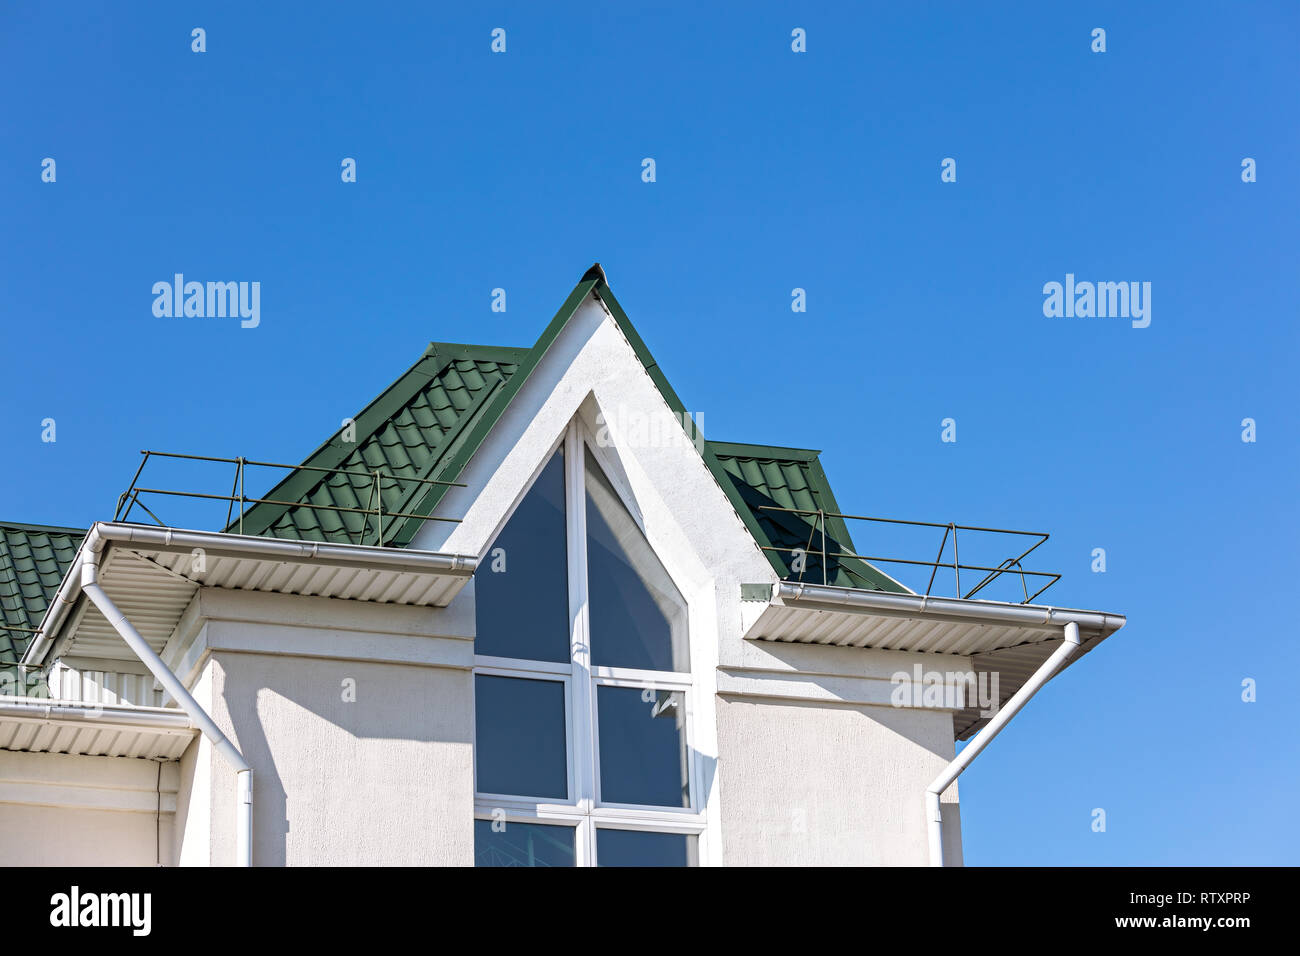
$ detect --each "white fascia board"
[95,523,479,574]
[0,696,195,730]
[22,521,480,668]
[772,581,1126,638]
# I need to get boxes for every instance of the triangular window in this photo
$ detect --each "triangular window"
[584,447,688,672]
[473,448,570,663]
[472,420,701,867]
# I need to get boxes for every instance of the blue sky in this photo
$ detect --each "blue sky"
[2,1,1296,864]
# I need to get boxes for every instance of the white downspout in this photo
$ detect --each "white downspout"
[80,550,253,867]
[925,621,1082,866]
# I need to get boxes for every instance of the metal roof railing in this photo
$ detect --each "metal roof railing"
[113,450,464,548]
[757,506,1061,605]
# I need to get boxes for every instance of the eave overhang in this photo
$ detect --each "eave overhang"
[22,522,479,670]
[750,581,1126,740]
[0,697,196,759]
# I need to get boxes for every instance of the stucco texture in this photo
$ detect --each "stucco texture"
[716,696,960,866]
[199,651,473,866]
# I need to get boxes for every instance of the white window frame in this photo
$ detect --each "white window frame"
[472,420,707,866]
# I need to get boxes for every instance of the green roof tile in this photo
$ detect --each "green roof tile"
[230,343,528,545]
[706,443,903,591]
[0,521,85,667]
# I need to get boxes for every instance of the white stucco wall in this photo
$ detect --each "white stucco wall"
[172,587,475,866]
[716,695,961,866]
[715,636,964,865]
[0,750,176,866]
[172,683,212,866]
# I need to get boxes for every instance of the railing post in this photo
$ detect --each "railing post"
[926,523,950,597]
[951,523,961,597]
[117,451,150,521]
[237,457,245,535]
[375,472,383,547]
[819,509,827,586]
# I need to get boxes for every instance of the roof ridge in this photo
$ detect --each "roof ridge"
[426,341,530,357]
[707,440,823,461]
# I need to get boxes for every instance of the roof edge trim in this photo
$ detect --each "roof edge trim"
[773,581,1126,636]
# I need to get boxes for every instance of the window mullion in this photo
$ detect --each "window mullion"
[565,423,596,828]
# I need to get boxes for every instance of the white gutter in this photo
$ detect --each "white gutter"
[776,581,1122,633]
[22,537,89,668]
[92,523,478,574]
[925,621,1082,866]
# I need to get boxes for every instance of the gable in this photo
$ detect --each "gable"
[220,265,902,593]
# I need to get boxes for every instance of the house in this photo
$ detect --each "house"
[0,265,1125,866]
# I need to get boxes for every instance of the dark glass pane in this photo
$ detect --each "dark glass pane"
[596,829,695,867]
[474,449,570,663]
[584,450,689,671]
[596,685,688,807]
[475,675,567,799]
[475,819,575,867]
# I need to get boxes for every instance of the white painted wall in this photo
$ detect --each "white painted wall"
[716,696,961,866]
[172,586,475,866]
[715,637,965,865]
[0,750,176,866]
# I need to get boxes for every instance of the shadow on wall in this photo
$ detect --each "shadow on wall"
[212,652,473,866]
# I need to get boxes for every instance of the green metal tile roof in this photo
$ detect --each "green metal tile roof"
[232,343,528,544]
[707,443,903,591]
[230,265,906,593]
[0,521,85,667]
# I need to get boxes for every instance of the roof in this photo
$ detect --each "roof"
[0,522,84,667]
[228,264,905,591]
[708,443,904,591]
[232,342,528,544]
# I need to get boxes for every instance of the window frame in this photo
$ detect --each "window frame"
[471,420,708,866]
